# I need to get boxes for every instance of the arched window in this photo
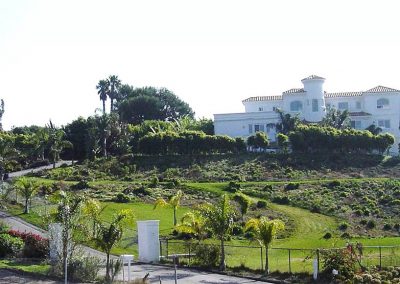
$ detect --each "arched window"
[290,101,303,111]
[377,98,389,109]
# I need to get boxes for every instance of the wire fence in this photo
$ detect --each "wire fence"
[159,239,400,274]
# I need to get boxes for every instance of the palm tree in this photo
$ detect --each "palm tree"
[96,79,109,115]
[47,121,73,168]
[154,190,183,226]
[175,211,207,241]
[108,75,121,112]
[14,177,38,214]
[198,194,236,270]
[93,209,134,282]
[245,217,285,273]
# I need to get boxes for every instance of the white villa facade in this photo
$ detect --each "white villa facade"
[214,75,400,153]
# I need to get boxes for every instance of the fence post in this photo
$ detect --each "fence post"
[160,240,162,257]
[379,246,382,270]
[288,249,291,274]
[188,243,191,266]
[317,249,320,275]
[167,239,169,258]
[260,247,263,272]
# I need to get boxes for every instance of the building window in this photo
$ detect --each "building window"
[248,124,253,134]
[351,120,362,129]
[312,99,318,112]
[378,119,391,129]
[266,123,275,133]
[356,101,361,109]
[254,124,265,132]
[258,107,263,111]
[338,102,349,110]
[290,101,303,111]
[377,98,389,109]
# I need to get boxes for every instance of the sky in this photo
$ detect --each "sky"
[1,0,400,130]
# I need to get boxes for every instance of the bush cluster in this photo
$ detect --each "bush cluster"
[0,233,24,257]
[289,125,394,154]
[138,131,246,155]
[8,230,49,258]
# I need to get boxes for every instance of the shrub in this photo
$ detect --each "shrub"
[225,181,241,193]
[113,193,130,203]
[8,230,49,259]
[360,219,368,225]
[323,232,332,240]
[327,180,341,189]
[339,222,349,231]
[284,183,300,191]
[50,255,101,282]
[192,244,220,268]
[0,233,24,257]
[256,200,268,208]
[383,223,392,231]
[272,195,290,205]
[320,246,360,279]
[232,225,244,236]
[367,220,376,229]
[149,176,159,188]
[71,179,90,190]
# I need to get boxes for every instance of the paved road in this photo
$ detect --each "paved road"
[7,160,73,179]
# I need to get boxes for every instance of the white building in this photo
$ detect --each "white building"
[214,75,400,152]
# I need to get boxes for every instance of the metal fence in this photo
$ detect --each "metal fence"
[159,239,400,274]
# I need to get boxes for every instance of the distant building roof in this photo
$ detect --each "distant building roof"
[283,88,305,94]
[349,111,372,117]
[364,85,400,93]
[325,92,363,98]
[301,75,325,81]
[242,95,282,103]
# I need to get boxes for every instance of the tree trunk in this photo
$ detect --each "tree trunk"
[219,238,226,271]
[105,253,110,282]
[102,100,106,115]
[173,207,177,226]
[110,99,114,113]
[103,136,107,157]
[24,197,29,214]
[265,247,269,274]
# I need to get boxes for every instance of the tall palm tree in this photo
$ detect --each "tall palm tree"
[154,190,183,226]
[108,75,121,112]
[96,79,109,115]
[245,217,285,273]
[198,194,236,271]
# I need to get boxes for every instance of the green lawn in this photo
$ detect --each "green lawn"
[0,259,50,275]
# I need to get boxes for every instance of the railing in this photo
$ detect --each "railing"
[159,239,400,274]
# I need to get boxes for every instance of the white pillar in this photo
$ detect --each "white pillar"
[137,220,160,263]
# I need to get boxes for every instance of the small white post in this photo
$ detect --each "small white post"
[313,258,318,280]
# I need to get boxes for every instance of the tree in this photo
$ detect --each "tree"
[83,198,102,237]
[321,108,350,129]
[275,109,300,134]
[52,189,86,284]
[96,80,109,115]
[245,217,285,273]
[117,86,194,124]
[154,190,183,226]
[119,95,162,124]
[93,209,134,282]
[0,99,4,131]
[47,121,72,168]
[233,193,252,220]
[277,133,289,153]
[175,211,207,241]
[198,194,236,270]
[108,75,121,112]
[365,124,382,135]
[247,132,269,151]
[14,177,38,214]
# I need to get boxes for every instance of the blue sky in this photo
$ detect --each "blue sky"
[1,0,400,129]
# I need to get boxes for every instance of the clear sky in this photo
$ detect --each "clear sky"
[1,0,400,130]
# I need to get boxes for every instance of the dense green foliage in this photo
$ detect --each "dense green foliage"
[138,131,245,155]
[0,233,24,257]
[289,124,394,154]
[117,86,194,124]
